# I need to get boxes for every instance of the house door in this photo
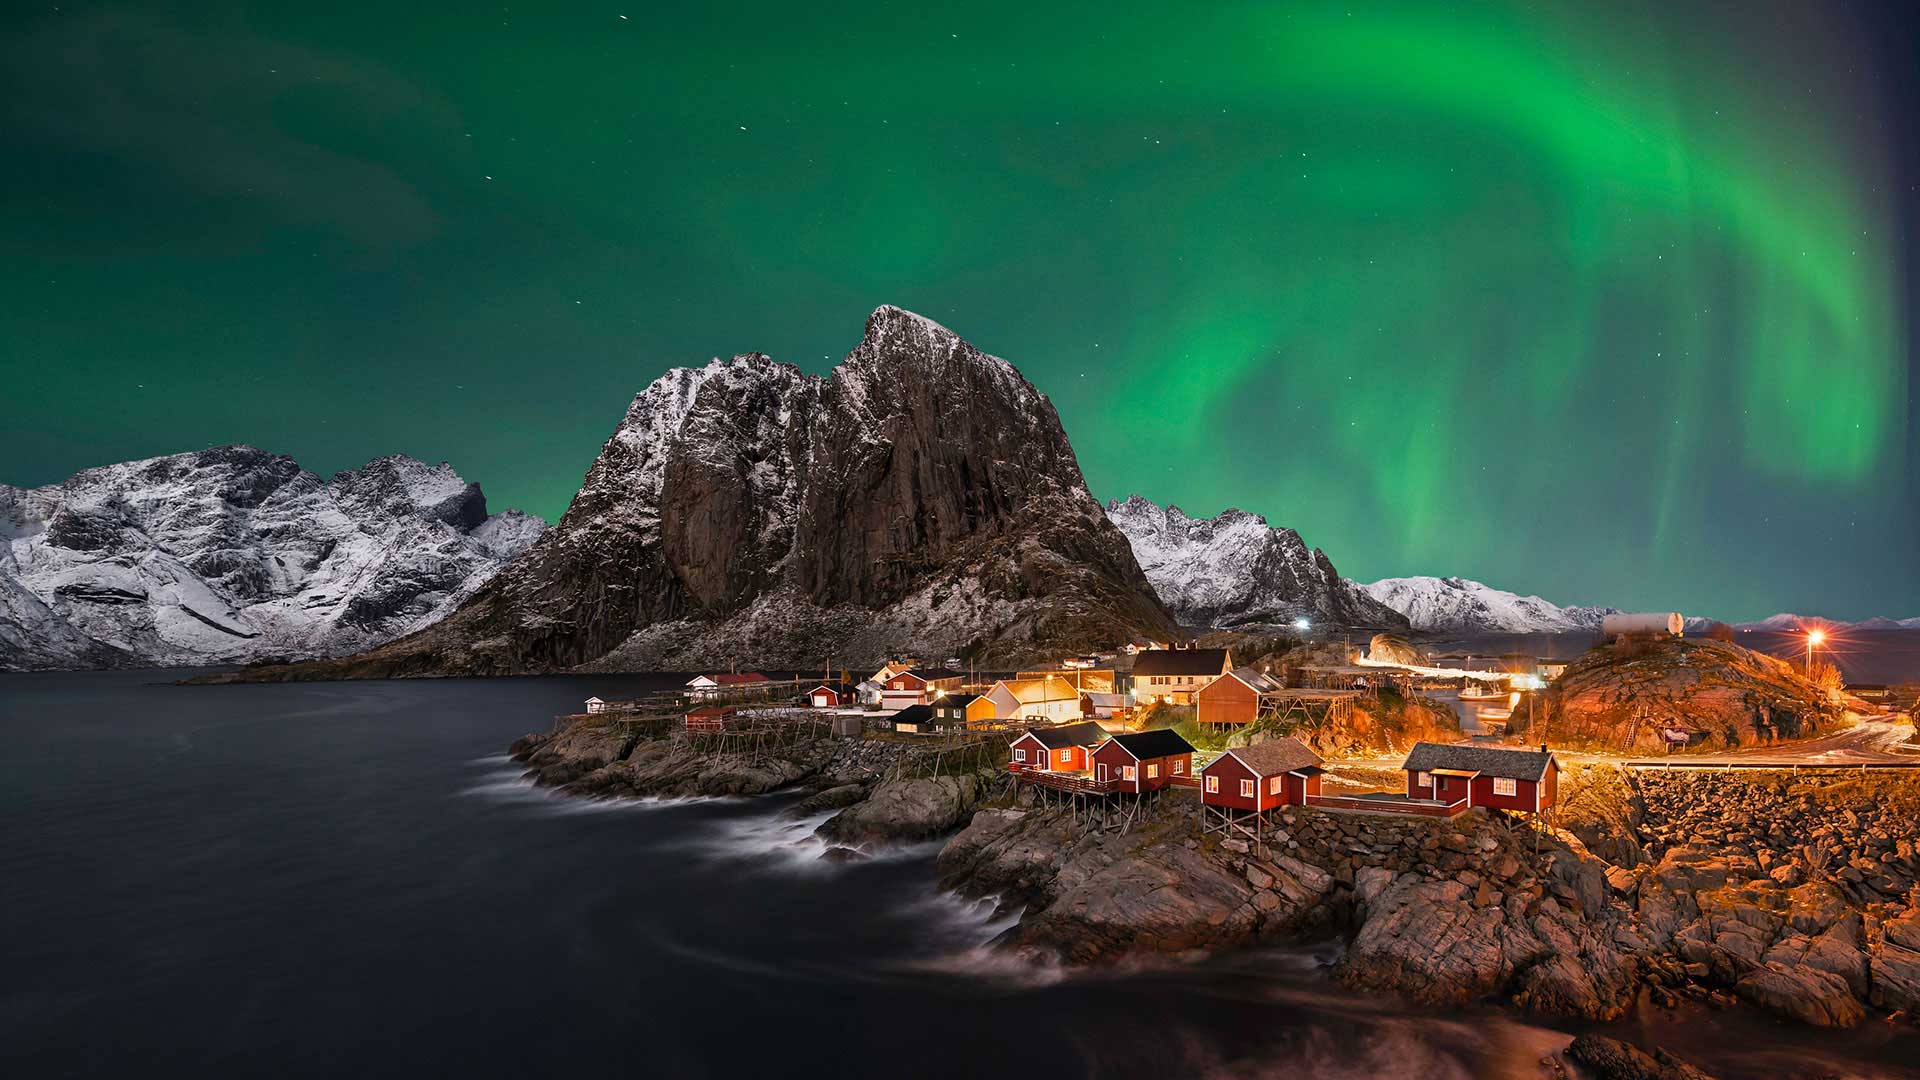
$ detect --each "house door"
[1097,763,1108,783]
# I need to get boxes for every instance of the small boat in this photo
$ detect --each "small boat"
[1459,684,1504,701]
[1477,706,1512,725]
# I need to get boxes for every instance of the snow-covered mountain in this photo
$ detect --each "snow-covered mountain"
[1739,613,1920,631]
[237,305,1180,678]
[1356,576,1618,634]
[1104,496,1409,631]
[0,447,543,670]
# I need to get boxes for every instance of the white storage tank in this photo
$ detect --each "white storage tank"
[1602,612,1684,638]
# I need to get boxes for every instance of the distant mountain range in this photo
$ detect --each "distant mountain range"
[1104,496,1408,632]
[15,308,1918,675]
[1733,613,1920,632]
[1354,576,1620,634]
[0,448,543,671]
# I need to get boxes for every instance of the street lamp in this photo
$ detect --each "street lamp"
[1806,628,1826,674]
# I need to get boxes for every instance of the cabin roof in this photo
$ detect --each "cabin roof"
[994,676,1080,703]
[1102,729,1198,759]
[941,693,981,708]
[1213,736,1323,776]
[1024,720,1109,750]
[1402,741,1554,781]
[686,705,734,718]
[1130,648,1231,677]
[890,704,934,723]
[1083,692,1127,707]
[906,667,965,681]
[1223,665,1284,694]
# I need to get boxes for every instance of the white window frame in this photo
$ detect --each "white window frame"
[1239,779,1255,798]
[1492,777,1518,797]
[1268,776,1282,795]
[1204,775,1218,793]
[1416,771,1432,787]
[1058,749,1072,764]
[1146,763,1160,779]
[1013,748,1026,762]
[1122,765,1138,782]
[1172,759,1184,775]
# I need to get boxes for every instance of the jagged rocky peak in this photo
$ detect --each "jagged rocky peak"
[1104,494,1410,632]
[255,305,1180,678]
[0,446,544,671]
[1356,575,1618,634]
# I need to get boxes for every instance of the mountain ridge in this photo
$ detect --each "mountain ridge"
[0,447,543,670]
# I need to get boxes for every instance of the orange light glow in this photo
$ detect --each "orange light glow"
[1808,630,1827,646]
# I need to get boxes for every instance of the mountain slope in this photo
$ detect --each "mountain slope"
[1357,576,1617,634]
[0,447,543,669]
[232,306,1179,678]
[1104,496,1409,631]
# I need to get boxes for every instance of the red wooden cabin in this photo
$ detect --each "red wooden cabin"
[1194,666,1284,726]
[1402,742,1558,813]
[1089,729,1196,793]
[1008,720,1108,772]
[807,684,843,708]
[1200,737,1324,811]
[685,705,736,732]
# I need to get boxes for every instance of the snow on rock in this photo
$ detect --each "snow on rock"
[1357,576,1617,634]
[0,447,545,669]
[1104,495,1409,632]
[243,304,1181,678]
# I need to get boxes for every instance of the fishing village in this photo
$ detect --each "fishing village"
[509,615,1920,1049]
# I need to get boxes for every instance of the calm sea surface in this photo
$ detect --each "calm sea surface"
[2,670,1915,1078]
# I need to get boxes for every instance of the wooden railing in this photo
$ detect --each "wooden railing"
[1008,764,1120,795]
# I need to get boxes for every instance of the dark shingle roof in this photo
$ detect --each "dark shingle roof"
[1130,649,1231,677]
[1105,729,1197,759]
[1026,720,1108,749]
[1402,741,1554,781]
[908,667,965,681]
[890,705,934,724]
[1215,736,1322,776]
[941,693,981,708]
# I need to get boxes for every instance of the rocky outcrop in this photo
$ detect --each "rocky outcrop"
[816,772,998,844]
[1106,495,1408,632]
[1562,1035,1717,1080]
[1521,637,1842,752]
[1,447,542,670]
[230,307,1178,679]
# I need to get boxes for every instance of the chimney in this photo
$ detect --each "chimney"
[1539,744,1549,753]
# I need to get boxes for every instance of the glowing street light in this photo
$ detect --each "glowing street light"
[1294,618,1311,631]
[1806,628,1826,674]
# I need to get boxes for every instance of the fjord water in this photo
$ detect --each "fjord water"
[2,671,1914,1078]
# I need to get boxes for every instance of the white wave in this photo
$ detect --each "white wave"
[454,762,738,815]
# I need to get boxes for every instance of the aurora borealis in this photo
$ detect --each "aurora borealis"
[4,2,1914,622]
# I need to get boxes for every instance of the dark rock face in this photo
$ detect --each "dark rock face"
[1564,1035,1718,1080]
[252,306,1179,678]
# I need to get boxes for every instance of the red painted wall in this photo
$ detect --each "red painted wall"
[1092,744,1191,792]
[1195,676,1257,727]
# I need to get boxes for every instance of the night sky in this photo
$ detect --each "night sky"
[5,2,1915,622]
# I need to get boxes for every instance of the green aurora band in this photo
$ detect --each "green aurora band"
[2,1,1912,621]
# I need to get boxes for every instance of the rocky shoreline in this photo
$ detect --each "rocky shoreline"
[513,717,1920,1074]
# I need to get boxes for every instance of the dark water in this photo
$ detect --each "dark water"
[3,671,1915,1078]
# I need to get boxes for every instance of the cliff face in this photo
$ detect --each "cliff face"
[244,306,1178,678]
[0,447,543,670]
[1105,495,1409,632]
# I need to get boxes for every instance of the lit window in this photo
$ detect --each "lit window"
[1014,748,1026,762]
[1059,749,1071,763]
[1205,775,1219,793]
[1147,763,1160,779]
[1416,771,1432,787]
[1239,779,1255,797]
[1172,759,1184,774]
[1123,766,1137,782]
[1268,776,1282,795]
[1493,777,1518,797]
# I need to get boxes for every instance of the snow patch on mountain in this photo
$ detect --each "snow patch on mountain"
[1105,495,1409,631]
[0,447,544,670]
[1357,576,1618,634]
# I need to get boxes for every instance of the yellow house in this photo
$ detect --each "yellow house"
[965,695,999,726]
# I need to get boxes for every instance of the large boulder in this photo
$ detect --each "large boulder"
[816,771,994,844]
[1563,1035,1718,1080]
